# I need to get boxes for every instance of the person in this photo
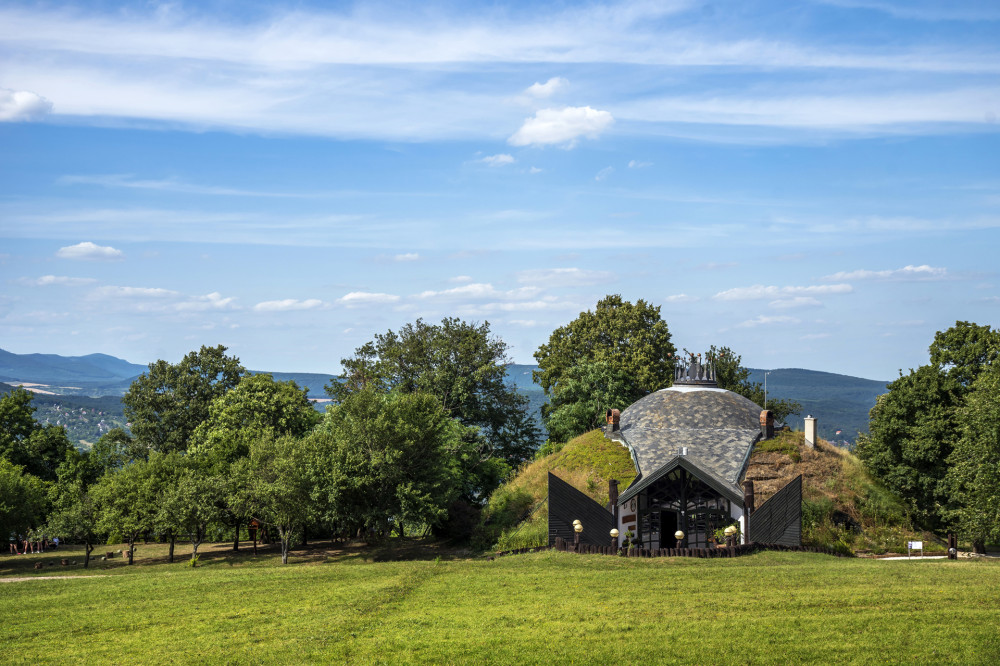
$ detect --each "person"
[8,539,19,555]
[51,536,59,550]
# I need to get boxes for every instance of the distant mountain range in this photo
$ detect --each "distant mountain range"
[1,350,887,448]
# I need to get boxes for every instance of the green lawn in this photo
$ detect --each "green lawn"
[2,544,999,664]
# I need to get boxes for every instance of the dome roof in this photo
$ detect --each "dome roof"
[620,387,763,432]
[614,386,764,496]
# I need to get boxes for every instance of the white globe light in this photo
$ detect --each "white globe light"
[610,528,619,538]
[574,523,583,533]
[674,530,685,540]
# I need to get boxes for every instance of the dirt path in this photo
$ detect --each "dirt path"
[0,575,109,584]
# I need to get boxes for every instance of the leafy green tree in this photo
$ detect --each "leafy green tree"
[543,360,639,445]
[329,317,540,480]
[857,321,999,530]
[157,462,225,563]
[705,346,801,424]
[534,295,675,414]
[946,362,1000,553]
[46,481,100,567]
[318,389,468,541]
[0,387,75,481]
[123,345,246,455]
[191,373,320,469]
[92,456,166,564]
[0,458,48,546]
[234,435,316,564]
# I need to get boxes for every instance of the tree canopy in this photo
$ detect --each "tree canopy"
[534,295,675,404]
[122,345,246,455]
[328,317,540,474]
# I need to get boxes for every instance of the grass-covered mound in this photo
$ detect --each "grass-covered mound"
[479,429,636,551]
[747,430,936,555]
[3,546,999,663]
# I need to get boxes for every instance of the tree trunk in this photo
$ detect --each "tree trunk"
[168,532,175,563]
[127,538,134,565]
[279,525,290,564]
[84,542,92,569]
[233,521,240,552]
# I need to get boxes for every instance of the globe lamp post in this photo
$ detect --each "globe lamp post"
[610,528,619,550]
[573,521,583,550]
[675,530,685,549]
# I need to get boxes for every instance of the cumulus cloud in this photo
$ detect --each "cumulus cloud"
[0,88,52,122]
[525,77,568,99]
[769,296,822,309]
[253,298,325,312]
[823,264,948,281]
[714,283,853,300]
[92,285,176,299]
[394,253,420,262]
[336,291,400,307]
[56,241,123,261]
[595,166,614,181]
[664,293,699,303]
[18,275,97,287]
[508,106,614,148]
[478,154,515,167]
[628,160,653,168]
[737,315,801,328]
[85,285,236,313]
[515,268,615,288]
[509,319,538,327]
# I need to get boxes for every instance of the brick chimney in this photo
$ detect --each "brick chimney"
[760,410,774,440]
[606,408,620,432]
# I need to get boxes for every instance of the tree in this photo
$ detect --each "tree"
[534,295,675,414]
[329,317,540,478]
[856,321,1000,531]
[317,389,468,541]
[235,435,316,564]
[91,456,165,564]
[946,361,1000,553]
[0,458,48,546]
[0,387,75,481]
[705,346,801,424]
[157,462,225,563]
[190,373,320,469]
[46,481,100,568]
[122,345,246,455]
[542,360,640,445]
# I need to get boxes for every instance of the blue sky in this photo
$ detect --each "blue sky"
[1,0,998,381]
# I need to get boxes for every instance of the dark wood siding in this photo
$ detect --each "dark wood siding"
[747,474,801,546]
[548,472,614,547]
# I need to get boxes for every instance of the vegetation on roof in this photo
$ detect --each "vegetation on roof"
[477,429,636,551]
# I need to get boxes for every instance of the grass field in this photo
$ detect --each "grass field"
[3,541,999,664]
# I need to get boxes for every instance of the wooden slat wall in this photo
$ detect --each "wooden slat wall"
[548,472,614,548]
[747,475,802,546]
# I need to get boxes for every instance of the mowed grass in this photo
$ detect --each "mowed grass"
[2,545,999,664]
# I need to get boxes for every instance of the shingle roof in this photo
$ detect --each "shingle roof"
[613,386,762,502]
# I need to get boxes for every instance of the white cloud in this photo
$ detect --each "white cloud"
[595,166,614,181]
[417,283,541,300]
[823,264,948,281]
[175,292,236,312]
[92,285,176,299]
[769,296,822,309]
[508,106,614,148]
[478,154,516,167]
[253,298,324,312]
[336,292,400,307]
[714,284,853,300]
[0,88,52,122]
[664,293,699,303]
[628,160,653,168]
[737,315,801,328]
[18,275,97,287]
[525,77,568,99]
[528,167,543,174]
[56,241,123,261]
[87,286,236,313]
[448,275,474,284]
[515,268,615,287]
[509,319,538,327]
[394,253,420,262]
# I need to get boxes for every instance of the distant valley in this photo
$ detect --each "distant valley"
[1,350,886,448]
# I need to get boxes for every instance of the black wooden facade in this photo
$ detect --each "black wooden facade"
[747,475,802,546]
[547,472,614,548]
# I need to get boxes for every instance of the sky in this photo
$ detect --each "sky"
[1,0,998,381]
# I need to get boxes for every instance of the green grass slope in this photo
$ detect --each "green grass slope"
[479,429,636,551]
[748,431,935,554]
[2,546,998,664]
